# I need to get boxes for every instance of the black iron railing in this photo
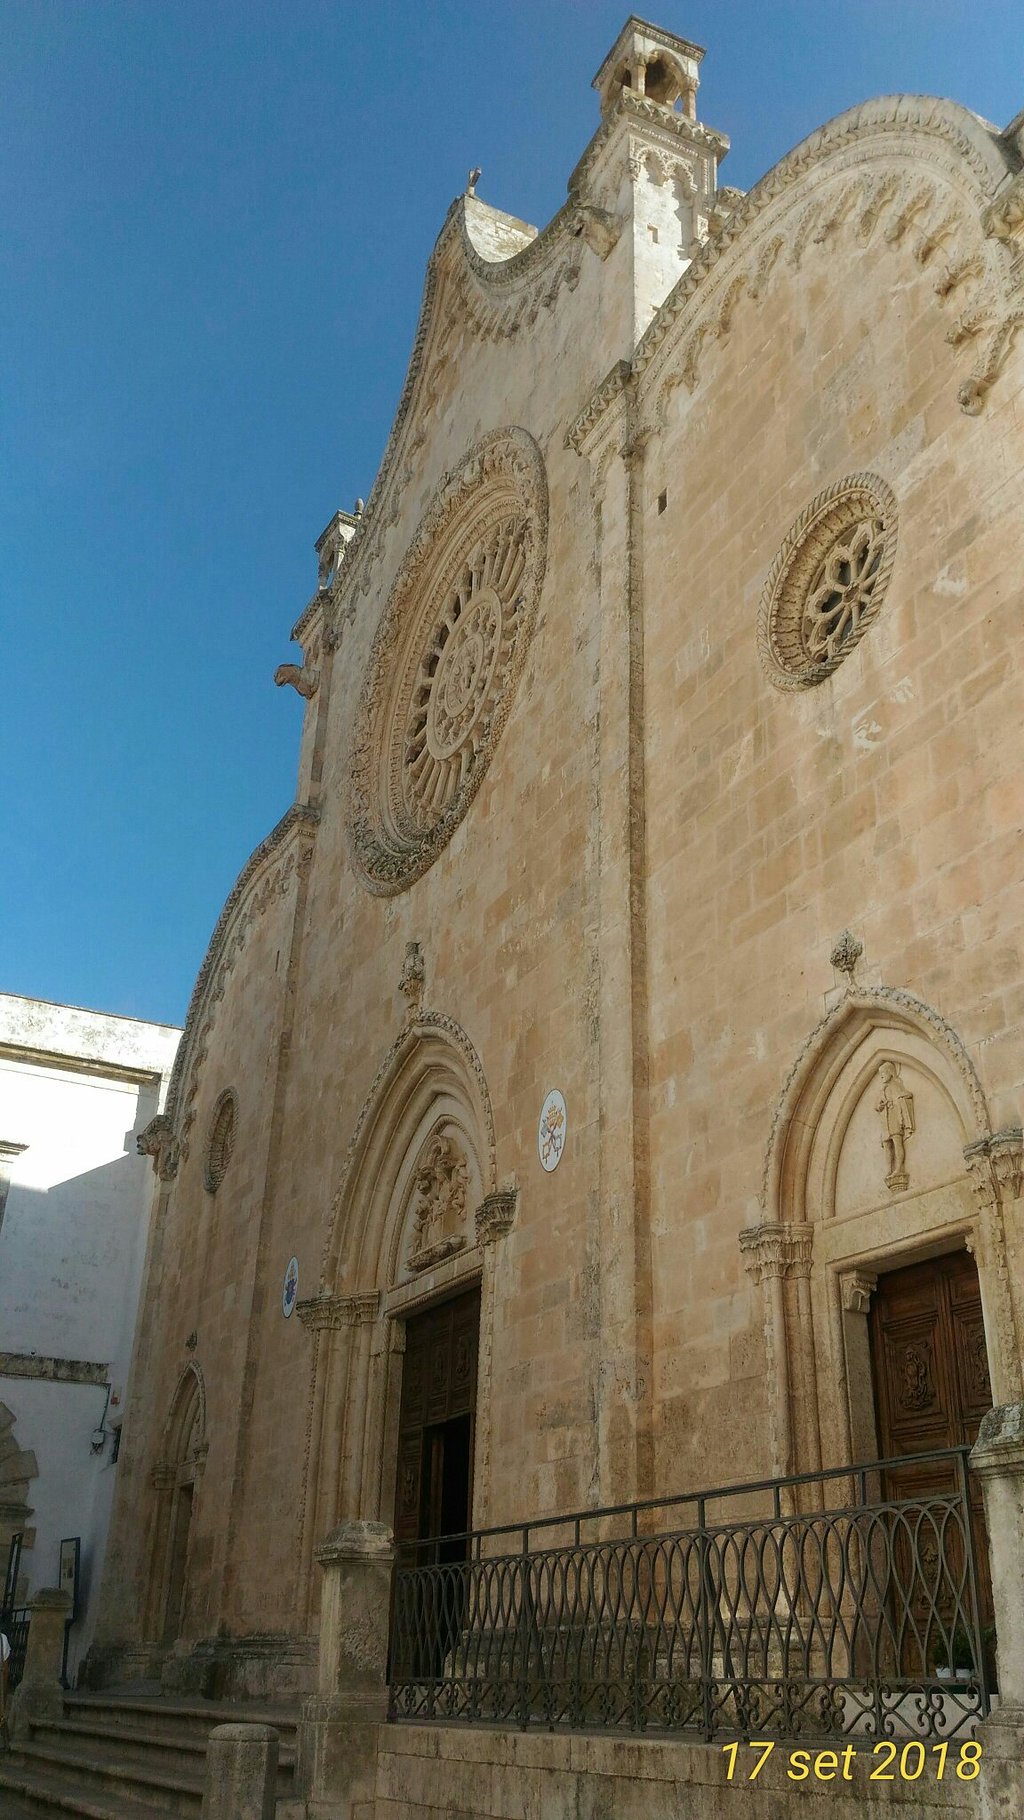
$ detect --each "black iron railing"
[388,1449,990,1740]
[1,1606,30,1692]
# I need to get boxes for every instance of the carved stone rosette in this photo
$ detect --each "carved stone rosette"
[348,429,548,894]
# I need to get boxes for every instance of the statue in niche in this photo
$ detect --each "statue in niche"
[876,1060,916,1193]
[407,1134,469,1271]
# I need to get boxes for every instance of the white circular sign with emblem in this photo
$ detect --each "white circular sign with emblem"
[282,1257,299,1318]
[538,1089,567,1173]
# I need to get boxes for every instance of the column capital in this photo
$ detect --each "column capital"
[475,1187,518,1246]
[739,1221,814,1282]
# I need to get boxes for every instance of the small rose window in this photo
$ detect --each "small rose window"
[757,475,898,689]
[204,1089,237,1193]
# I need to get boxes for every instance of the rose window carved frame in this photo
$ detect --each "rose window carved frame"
[349,428,548,894]
[203,1088,238,1194]
[757,474,899,691]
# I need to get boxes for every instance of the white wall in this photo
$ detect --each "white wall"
[0,995,179,1680]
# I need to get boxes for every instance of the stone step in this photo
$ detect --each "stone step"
[31,1713,296,1778]
[5,1738,203,1817]
[0,1758,179,1820]
[64,1691,300,1746]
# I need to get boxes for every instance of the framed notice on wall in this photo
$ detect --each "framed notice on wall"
[59,1538,81,1622]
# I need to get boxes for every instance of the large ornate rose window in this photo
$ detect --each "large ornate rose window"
[757,474,898,690]
[349,429,547,893]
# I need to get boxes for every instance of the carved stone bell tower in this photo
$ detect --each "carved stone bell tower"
[571,16,735,343]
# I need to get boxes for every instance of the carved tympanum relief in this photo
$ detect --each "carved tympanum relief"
[757,474,898,690]
[349,429,547,894]
[406,1133,471,1273]
[203,1089,237,1194]
[876,1059,916,1193]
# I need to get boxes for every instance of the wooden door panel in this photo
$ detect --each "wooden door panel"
[395,1288,480,1550]
[870,1250,995,1656]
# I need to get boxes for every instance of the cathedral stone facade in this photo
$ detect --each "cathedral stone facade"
[90,18,1024,1810]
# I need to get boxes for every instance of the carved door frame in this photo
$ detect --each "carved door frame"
[743,987,1023,1482]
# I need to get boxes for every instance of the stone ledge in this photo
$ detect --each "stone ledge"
[0,1353,109,1386]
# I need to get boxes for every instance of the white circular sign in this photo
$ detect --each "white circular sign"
[282,1257,299,1317]
[538,1089,567,1173]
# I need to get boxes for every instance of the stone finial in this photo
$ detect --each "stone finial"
[398,940,425,1021]
[830,929,863,984]
[467,166,482,196]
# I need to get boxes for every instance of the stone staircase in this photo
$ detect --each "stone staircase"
[0,1690,302,1818]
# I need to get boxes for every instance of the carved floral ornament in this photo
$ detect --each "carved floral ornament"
[757,475,898,691]
[348,429,548,894]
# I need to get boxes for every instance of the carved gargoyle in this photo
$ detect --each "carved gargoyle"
[274,663,319,700]
[571,203,624,259]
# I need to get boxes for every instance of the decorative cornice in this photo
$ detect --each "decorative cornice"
[295,1291,380,1333]
[163,804,319,1158]
[739,1221,814,1282]
[0,1352,108,1386]
[626,94,1018,425]
[569,88,729,200]
[566,359,632,459]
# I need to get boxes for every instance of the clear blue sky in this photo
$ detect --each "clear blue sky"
[3,2,1021,1027]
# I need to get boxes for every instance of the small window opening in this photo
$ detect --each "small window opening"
[657,490,668,515]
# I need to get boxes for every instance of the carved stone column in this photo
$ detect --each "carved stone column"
[8,1587,71,1734]
[970,1405,1024,1819]
[839,1270,878,1463]
[739,1222,814,1478]
[964,1127,1023,1402]
[296,1292,380,1620]
[296,1520,394,1815]
[474,1188,518,1526]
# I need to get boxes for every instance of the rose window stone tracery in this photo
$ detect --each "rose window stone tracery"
[757,474,898,690]
[349,429,547,893]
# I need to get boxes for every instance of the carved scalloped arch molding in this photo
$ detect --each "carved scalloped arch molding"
[158,1360,207,1471]
[321,194,586,610]
[347,426,548,895]
[760,985,991,1223]
[318,1011,497,1294]
[633,95,1022,425]
[160,805,318,1165]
